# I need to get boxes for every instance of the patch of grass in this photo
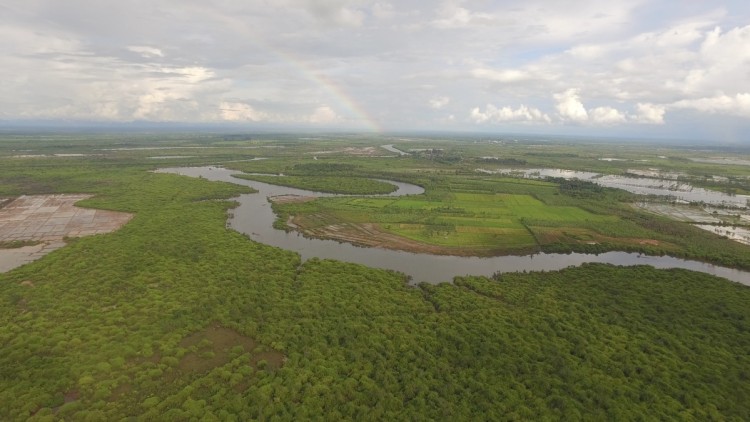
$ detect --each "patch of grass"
[0,240,43,249]
[277,188,627,255]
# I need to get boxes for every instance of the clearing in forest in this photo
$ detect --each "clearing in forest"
[276,187,675,257]
[0,194,133,272]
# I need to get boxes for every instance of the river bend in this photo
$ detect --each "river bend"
[157,167,750,286]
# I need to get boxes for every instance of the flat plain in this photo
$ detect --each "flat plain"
[1,133,749,420]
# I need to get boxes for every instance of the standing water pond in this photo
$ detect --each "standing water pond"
[476,168,750,208]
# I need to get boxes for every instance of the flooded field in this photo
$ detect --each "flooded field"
[10,154,100,158]
[634,203,724,223]
[635,203,750,245]
[0,194,133,272]
[626,169,686,180]
[477,168,750,208]
[380,144,409,155]
[694,225,750,246]
[690,157,750,166]
[486,167,750,247]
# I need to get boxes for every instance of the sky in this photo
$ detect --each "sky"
[1,0,750,141]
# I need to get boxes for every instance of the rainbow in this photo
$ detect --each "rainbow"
[274,50,382,132]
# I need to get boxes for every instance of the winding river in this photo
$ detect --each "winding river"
[157,167,750,286]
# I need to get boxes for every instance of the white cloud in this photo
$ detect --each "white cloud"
[127,46,164,58]
[1,1,749,137]
[471,68,534,83]
[220,103,347,125]
[472,91,659,126]
[308,105,341,124]
[632,20,710,48]
[160,66,214,84]
[554,89,589,122]
[471,104,550,123]
[633,103,666,124]
[567,44,606,60]
[671,94,750,117]
[590,106,627,124]
[429,96,450,109]
[220,102,269,122]
[432,2,494,29]
[306,2,365,27]
[371,2,395,19]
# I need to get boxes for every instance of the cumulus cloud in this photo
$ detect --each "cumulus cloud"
[308,105,341,124]
[1,1,749,136]
[429,96,450,109]
[671,93,750,117]
[464,17,750,130]
[633,103,666,124]
[471,104,550,123]
[554,89,589,122]
[590,106,627,124]
[472,90,661,127]
[552,91,663,125]
[220,102,269,122]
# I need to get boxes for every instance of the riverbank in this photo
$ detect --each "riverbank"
[159,166,750,286]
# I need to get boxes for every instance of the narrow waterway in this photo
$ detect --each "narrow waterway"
[158,167,750,286]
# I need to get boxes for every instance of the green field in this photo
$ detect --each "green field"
[1,133,750,419]
[272,170,750,266]
[277,186,623,253]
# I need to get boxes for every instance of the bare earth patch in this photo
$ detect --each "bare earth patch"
[0,194,133,272]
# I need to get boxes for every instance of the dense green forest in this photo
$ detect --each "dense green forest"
[1,134,750,420]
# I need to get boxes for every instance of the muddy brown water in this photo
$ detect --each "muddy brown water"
[157,167,750,286]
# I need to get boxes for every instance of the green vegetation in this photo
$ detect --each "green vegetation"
[273,178,609,255]
[0,240,43,249]
[273,173,750,267]
[1,133,749,419]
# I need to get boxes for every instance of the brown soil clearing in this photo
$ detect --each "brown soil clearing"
[0,194,133,272]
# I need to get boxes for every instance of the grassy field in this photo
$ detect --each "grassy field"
[222,137,749,267]
[272,171,750,267]
[278,185,625,254]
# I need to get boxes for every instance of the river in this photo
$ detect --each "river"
[157,167,750,286]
